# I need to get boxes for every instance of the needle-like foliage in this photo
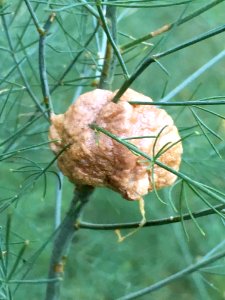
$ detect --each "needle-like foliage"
[0,0,225,299]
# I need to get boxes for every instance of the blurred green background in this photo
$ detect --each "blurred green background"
[1,1,225,299]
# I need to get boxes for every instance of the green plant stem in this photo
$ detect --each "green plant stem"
[99,5,117,89]
[0,144,69,212]
[7,240,29,281]
[24,0,55,115]
[78,204,225,230]
[117,247,225,300]
[128,100,225,106]
[8,0,23,26]
[0,140,57,161]
[120,0,224,51]
[0,57,25,86]
[43,0,192,11]
[113,24,225,103]
[0,113,43,148]
[0,14,49,120]
[45,185,94,300]
[23,0,44,34]
[14,2,40,50]
[96,0,129,80]
[8,278,62,284]
[77,0,99,18]
[161,48,225,103]
[39,13,55,116]
[50,25,99,94]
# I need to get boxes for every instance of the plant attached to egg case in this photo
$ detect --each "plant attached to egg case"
[49,88,183,201]
[2,1,225,300]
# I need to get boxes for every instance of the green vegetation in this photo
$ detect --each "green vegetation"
[0,1,225,299]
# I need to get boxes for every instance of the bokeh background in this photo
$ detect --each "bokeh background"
[1,1,225,299]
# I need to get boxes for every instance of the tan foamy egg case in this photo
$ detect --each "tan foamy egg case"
[49,89,183,200]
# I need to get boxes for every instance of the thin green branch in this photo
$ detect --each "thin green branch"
[0,113,44,148]
[194,105,225,120]
[45,186,94,300]
[77,0,99,18]
[14,2,40,51]
[190,109,222,141]
[99,0,193,8]
[96,0,129,80]
[0,88,26,97]
[0,140,57,161]
[5,212,12,271]
[14,224,66,291]
[90,124,225,206]
[161,48,225,103]
[0,14,49,121]
[187,184,225,220]
[190,107,221,158]
[24,0,55,115]
[0,144,69,212]
[0,46,12,53]
[23,0,44,34]
[7,278,62,284]
[113,24,225,103]
[78,203,225,230]
[117,246,225,300]
[183,183,205,236]
[98,4,117,89]
[123,135,156,140]
[129,100,225,106]
[50,25,99,94]
[0,86,13,121]
[7,240,29,281]
[39,13,55,116]
[0,57,26,87]
[48,0,193,11]
[18,39,39,83]
[121,0,224,51]
[8,0,23,26]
